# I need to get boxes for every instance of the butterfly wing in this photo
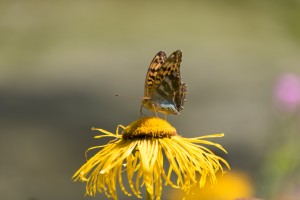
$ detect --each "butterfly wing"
[142,50,187,115]
[144,51,167,98]
[155,71,187,113]
[151,50,187,114]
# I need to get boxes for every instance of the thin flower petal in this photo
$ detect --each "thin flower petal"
[73,117,230,200]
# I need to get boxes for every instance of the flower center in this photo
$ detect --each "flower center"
[122,117,177,139]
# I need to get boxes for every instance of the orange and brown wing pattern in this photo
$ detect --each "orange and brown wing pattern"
[142,50,186,115]
[144,51,167,97]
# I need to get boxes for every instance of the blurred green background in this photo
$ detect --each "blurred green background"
[1,1,300,199]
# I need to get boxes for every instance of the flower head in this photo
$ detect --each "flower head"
[73,117,230,200]
[170,171,254,200]
[274,73,300,112]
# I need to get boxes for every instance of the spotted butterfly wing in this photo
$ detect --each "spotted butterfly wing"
[141,50,187,115]
[143,51,167,98]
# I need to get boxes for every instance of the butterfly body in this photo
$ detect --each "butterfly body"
[141,50,187,115]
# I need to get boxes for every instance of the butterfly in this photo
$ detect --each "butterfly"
[141,50,187,115]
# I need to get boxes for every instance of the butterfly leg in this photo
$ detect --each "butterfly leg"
[140,105,145,117]
[151,103,158,117]
[164,114,167,120]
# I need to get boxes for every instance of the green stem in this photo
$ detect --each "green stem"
[146,189,151,200]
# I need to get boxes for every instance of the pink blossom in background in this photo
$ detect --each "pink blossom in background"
[274,73,300,112]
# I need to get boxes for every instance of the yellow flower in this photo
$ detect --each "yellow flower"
[170,171,254,200]
[72,117,230,200]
